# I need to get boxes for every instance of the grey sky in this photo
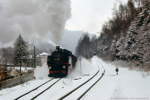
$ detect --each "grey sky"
[0,0,71,45]
[66,0,128,34]
[0,0,129,46]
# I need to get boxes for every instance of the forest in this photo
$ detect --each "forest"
[75,0,150,71]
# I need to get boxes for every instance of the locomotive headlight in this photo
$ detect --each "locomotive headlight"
[63,66,66,69]
[49,66,52,69]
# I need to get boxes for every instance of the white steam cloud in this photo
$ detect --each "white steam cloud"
[0,0,71,44]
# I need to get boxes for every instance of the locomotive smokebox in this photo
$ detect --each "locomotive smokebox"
[47,46,77,77]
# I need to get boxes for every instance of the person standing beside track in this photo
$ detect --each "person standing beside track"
[115,67,119,75]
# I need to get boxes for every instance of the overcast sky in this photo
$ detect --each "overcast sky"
[0,0,129,46]
[0,0,71,45]
[65,0,128,34]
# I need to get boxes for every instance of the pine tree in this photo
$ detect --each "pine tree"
[75,33,91,59]
[75,37,82,57]
[14,34,29,65]
[112,2,150,67]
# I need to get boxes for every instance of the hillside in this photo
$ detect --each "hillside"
[75,1,150,70]
[112,2,150,69]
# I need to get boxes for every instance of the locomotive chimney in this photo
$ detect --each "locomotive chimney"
[56,46,60,51]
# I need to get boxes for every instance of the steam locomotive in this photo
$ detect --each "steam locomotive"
[47,46,77,77]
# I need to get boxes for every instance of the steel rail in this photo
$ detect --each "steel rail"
[77,57,106,100]
[15,78,54,100]
[31,78,61,100]
[58,70,100,100]
[77,70,105,100]
[58,57,105,100]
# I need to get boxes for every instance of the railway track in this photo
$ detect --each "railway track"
[58,57,105,100]
[77,70,105,100]
[15,78,61,100]
[30,78,61,100]
[15,57,105,100]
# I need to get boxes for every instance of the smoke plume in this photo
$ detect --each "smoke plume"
[0,0,71,45]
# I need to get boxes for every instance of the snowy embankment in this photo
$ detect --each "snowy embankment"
[82,57,150,100]
[8,67,34,77]
[0,57,98,100]
[0,57,150,100]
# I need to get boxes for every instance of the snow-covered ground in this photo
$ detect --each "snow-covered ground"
[0,57,150,100]
[82,57,150,100]
[8,67,34,77]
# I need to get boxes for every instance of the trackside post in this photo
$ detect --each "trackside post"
[79,57,82,76]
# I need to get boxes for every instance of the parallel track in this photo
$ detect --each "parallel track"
[15,78,56,100]
[58,70,100,100]
[31,78,61,100]
[77,70,105,100]
[58,57,105,100]
[15,57,105,100]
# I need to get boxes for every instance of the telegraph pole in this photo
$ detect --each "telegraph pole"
[19,39,22,76]
[34,46,36,68]
[19,59,22,76]
[79,57,82,76]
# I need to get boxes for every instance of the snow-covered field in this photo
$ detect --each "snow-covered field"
[0,57,150,100]
[82,57,150,100]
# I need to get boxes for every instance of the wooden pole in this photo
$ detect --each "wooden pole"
[19,40,22,76]
[34,46,36,68]
[20,58,22,76]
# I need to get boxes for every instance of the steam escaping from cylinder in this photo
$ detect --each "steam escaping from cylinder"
[0,0,71,44]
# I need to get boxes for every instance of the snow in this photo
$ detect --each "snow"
[12,67,34,71]
[8,67,34,77]
[37,52,50,58]
[82,57,150,100]
[34,64,49,79]
[0,56,150,100]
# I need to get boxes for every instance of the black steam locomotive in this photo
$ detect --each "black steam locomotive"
[47,46,77,77]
